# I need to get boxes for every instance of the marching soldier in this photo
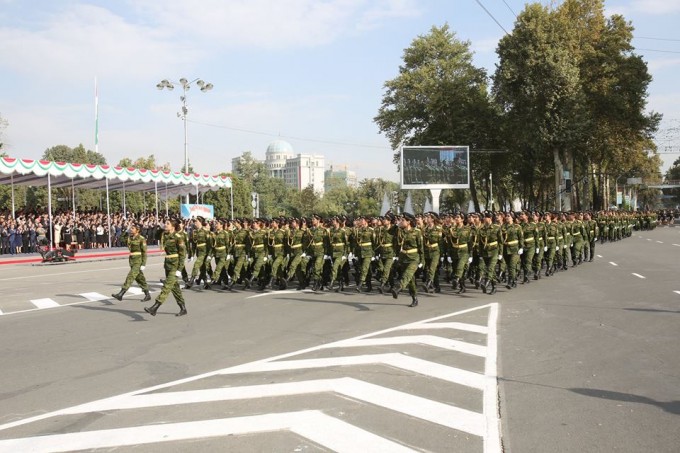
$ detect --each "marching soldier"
[231,219,252,289]
[186,216,209,288]
[328,216,348,291]
[209,219,230,290]
[478,212,503,295]
[422,212,443,293]
[377,214,398,293]
[544,212,559,276]
[391,213,423,307]
[305,215,328,291]
[248,218,269,289]
[144,218,187,317]
[354,216,376,292]
[501,214,523,289]
[267,218,288,289]
[448,212,473,293]
[285,218,307,289]
[112,223,151,302]
[519,211,536,284]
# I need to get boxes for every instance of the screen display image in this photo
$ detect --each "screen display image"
[401,145,469,189]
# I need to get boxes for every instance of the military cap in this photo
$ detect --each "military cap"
[312,214,323,220]
[195,216,205,224]
[484,211,493,218]
[403,212,416,221]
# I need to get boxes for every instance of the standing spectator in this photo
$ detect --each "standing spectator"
[29,223,37,253]
[54,222,62,248]
[8,223,16,255]
[96,223,104,248]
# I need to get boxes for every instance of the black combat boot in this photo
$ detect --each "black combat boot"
[505,279,512,290]
[141,290,151,302]
[423,280,432,293]
[144,301,161,316]
[489,281,497,295]
[391,283,402,299]
[481,278,488,294]
[175,302,187,317]
[111,289,126,301]
[409,296,419,307]
[457,277,466,294]
[185,277,195,289]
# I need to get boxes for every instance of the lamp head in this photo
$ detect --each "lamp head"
[201,83,214,92]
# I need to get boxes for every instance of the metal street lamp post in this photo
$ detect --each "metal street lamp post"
[156,77,214,205]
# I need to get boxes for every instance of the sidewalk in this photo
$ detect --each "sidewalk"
[0,246,163,266]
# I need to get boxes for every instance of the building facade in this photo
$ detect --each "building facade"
[324,165,358,193]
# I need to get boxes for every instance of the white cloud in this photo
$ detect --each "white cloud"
[607,0,680,16]
[647,57,680,72]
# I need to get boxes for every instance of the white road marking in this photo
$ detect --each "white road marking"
[632,273,646,279]
[247,289,315,299]
[410,321,488,334]
[656,241,663,244]
[646,238,652,241]
[673,244,680,247]
[125,287,144,296]
[0,262,161,282]
[597,254,603,258]
[0,411,414,453]
[30,298,60,309]
[674,291,680,296]
[609,262,618,266]
[0,308,3,315]
[0,303,501,452]
[79,292,111,302]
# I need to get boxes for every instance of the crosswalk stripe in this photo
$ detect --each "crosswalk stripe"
[410,321,488,334]
[0,411,413,453]
[30,298,60,309]
[126,287,143,295]
[79,292,111,302]
[0,308,3,315]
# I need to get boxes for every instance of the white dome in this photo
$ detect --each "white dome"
[266,139,294,156]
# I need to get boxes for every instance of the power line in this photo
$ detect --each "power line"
[635,36,680,42]
[187,119,391,150]
[636,48,680,54]
[474,0,509,35]
[502,0,517,18]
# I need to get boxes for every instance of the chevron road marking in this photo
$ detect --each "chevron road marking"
[0,303,501,452]
[0,410,414,453]
[220,353,486,389]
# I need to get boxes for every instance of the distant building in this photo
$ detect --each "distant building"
[324,165,358,193]
[232,140,325,195]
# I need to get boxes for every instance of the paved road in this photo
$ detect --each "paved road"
[0,227,677,452]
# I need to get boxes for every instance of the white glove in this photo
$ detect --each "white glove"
[544,246,548,252]
[498,255,503,261]
[342,255,347,261]
[440,257,444,263]
[392,257,398,261]
[324,255,331,261]
[563,245,567,249]
[227,254,232,260]
[468,257,473,263]
[418,263,423,268]
[370,256,376,261]
[447,257,453,263]
[348,253,354,260]
[570,243,574,248]
[263,256,268,262]
[175,270,182,277]
[536,247,539,254]
[518,249,523,255]
[301,252,307,258]
[140,265,146,271]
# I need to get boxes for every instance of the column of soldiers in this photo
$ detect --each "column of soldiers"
[113,209,642,315]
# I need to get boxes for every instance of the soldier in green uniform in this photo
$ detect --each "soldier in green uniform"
[532,212,546,279]
[544,212,559,276]
[478,212,503,295]
[285,218,307,289]
[112,223,151,302]
[208,219,230,289]
[421,212,443,293]
[353,216,375,292]
[145,218,187,317]
[248,218,269,289]
[584,212,598,262]
[267,218,288,289]
[391,213,423,307]
[327,216,348,291]
[561,213,571,271]
[186,216,209,288]
[305,215,328,291]
[377,214,398,293]
[518,212,535,284]
[501,214,524,289]
[448,212,473,293]
[570,212,585,266]
[230,219,252,289]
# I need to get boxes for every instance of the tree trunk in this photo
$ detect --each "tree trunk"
[553,149,563,211]
[470,171,481,213]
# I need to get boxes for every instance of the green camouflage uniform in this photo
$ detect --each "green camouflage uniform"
[122,232,149,292]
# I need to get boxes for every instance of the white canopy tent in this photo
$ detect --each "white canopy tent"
[0,157,232,248]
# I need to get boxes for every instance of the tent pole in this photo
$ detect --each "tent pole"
[71,178,76,223]
[106,177,111,249]
[230,186,234,220]
[122,181,126,219]
[165,183,169,217]
[11,174,15,219]
[154,181,158,223]
[48,173,53,251]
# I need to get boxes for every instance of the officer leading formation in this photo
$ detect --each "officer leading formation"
[113,210,653,315]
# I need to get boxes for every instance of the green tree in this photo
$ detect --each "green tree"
[374,24,502,212]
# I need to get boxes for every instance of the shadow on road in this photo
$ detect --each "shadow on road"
[569,388,680,415]
[273,296,407,311]
[69,303,149,321]
[623,308,680,314]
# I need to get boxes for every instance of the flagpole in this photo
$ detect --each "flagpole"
[94,77,99,154]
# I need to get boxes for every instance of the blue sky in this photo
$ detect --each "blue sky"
[1,0,679,182]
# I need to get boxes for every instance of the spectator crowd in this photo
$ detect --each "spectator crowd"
[0,210,164,255]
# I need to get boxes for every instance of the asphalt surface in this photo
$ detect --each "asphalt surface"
[0,226,677,452]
